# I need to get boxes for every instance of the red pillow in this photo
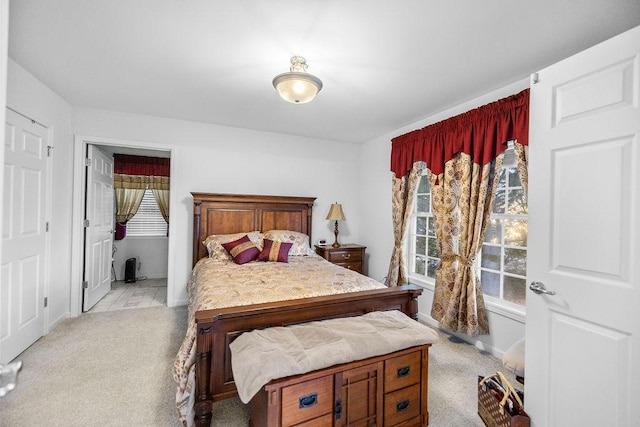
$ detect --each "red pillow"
[258,239,293,263]
[221,235,260,265]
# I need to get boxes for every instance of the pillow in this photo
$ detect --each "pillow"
[203,231,262,260]
[258,239,293,263]
[221,235,261,265]
[262,230,311,256]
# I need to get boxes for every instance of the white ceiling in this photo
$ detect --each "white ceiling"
[8,1,640,144]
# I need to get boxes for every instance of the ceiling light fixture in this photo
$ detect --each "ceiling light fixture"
[272,56,323,104]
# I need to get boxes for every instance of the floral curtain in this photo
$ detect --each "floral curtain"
[114,154,170,240]
[514,142,529,196]
[386,162,425,287]
[390,89,529,336]
[428,154,503,335]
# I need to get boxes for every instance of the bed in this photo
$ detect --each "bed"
[174,192,424,427]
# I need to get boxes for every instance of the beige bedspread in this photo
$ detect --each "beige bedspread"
[173,254,386,426]
[230,310,438,403]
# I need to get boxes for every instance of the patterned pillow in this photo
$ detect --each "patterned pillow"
[221,235,261,265]
[262,230,311,256]
[203,231,262,260]
[258,239,293,263]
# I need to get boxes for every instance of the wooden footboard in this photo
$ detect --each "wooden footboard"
[192,284,423,427]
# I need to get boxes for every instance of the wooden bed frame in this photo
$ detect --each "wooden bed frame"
[190,192,424,427]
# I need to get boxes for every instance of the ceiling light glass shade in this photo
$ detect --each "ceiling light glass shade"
[273,56,323,104]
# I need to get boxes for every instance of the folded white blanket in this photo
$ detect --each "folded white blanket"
[230,310,439,403]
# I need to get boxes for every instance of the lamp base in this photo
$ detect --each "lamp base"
[332,220,341,248]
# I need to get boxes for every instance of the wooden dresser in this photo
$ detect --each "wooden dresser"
[314,244,366,274]
[249,344,430,427]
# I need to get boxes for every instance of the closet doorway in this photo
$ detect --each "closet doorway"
[71,137,173,316]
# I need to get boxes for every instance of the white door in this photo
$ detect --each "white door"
[526,26,640,426]
[82,145,114,311]
[1,109,48,364]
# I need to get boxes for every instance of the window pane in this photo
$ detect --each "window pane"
[416,217,427,235]
[481,271,500,298]
[427,237,439,257]
[417,194,430,213]
[415,256,426,275]
[427,258,439,278]
[484,219,501,244]
[508,188,527,214]
[504,275,526,305]
[416,236,426,255]
[508,168,521,187]
[418,175,429,194]
[504,248,527,276]
[505,220,527,247]
[481,245,501,270]
[428,217,436,237]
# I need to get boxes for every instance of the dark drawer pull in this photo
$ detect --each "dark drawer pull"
[299,393,318,409]
[397,366,410,377]
[396,399,410,412]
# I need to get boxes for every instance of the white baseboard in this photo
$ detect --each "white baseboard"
[416,312,505,359]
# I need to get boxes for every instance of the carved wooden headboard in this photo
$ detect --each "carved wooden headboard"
[191,193,316,266]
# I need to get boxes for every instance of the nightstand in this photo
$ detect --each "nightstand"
[314,244,366,274]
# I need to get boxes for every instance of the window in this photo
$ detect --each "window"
[410,175,440,279]
[125,189,168,237]
[480,164,528,305]
[408,148,528,306]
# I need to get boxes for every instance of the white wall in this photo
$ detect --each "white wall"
[112,237,169,280]
[358,79,530,357]
[6,59,74,329]
[72,108,365,306]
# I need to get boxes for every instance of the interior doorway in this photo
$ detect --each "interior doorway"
[71,136,173,317]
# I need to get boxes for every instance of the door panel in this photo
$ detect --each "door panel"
[1,109,48,364]
[526,25,640,426]
[82,145,114,311]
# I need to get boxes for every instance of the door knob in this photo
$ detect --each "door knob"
[529,281,556,296]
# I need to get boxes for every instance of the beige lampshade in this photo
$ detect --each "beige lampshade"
[326,203,346,221]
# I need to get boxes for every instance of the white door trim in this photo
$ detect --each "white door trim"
[0,0,8,277]
[70,135,175,317]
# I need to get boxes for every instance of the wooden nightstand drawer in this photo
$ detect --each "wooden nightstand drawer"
[340,262,362,272]
[327,249,362,264]
[384,383,421,426]
[281,375,334,426]
[384,350,421,392]
[314,244,366,275]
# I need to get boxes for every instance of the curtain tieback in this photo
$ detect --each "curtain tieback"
[440,254,476,267]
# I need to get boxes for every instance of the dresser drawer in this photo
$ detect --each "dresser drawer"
[327,249,362,264]
[384,383,421,426]
[281,375,334,426]
[384,350,421,392]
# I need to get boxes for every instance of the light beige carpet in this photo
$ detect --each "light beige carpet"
[0,305,518,426]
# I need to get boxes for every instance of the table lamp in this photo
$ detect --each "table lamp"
[325,202,346,248]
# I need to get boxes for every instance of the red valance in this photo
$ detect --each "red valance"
[390,89,529,177]
[114,154,170,177]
